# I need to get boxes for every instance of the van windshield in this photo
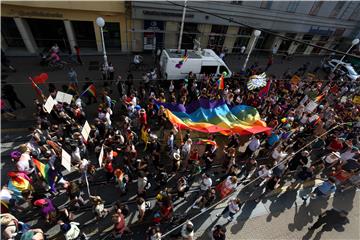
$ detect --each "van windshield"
[219,65,228,75]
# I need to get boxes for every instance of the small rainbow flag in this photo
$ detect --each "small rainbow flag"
[30,77,43,97]
[217,74,225,90]
[315,94,325,103]
[195,139,217,146]
[33,158,50,184]
[81,84,96,97]
[175,55,188,69]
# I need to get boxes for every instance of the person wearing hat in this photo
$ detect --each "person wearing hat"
[181,220,194,240]
[90,195,108,220]
[323,151,341,168]
[286,150,309,173]
[34,198,57,223]
[58,220,87,240]
[171,151,181,174]
[181,139,192,169]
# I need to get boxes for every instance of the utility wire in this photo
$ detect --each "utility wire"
[166,1,360,60]
[161,121,354,238]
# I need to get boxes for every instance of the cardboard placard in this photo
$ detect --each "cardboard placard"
[305,100,318,113]
[56,91,73,104]
[300,95,309,105]
[61,149,72,172]
[98,146,104,167]
[81,121,91,141]
[44,95,55,113]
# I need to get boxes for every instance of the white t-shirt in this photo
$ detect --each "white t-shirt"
[258,167,272,179]
[0,188,13,202]
[17,153,34,174]
[138,177,147,192]
[224,176,237,189]
[248,138,260,152]
[200,177,212,191]
[228,199,240,213]
[72,147,81,164]
[181,221,194,239]
[272,149,288,161]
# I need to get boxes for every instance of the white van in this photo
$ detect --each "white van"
[159,49,232,80]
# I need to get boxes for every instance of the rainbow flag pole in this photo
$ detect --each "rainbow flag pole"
[80,84,96,97]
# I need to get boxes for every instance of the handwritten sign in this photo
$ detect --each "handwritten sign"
[61,149,72,172]
[44,95,55,113]
[81,121,91,141]
[56,91,73,104]
[98,146,104,167]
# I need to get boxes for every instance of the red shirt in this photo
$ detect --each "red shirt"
[329,139,343,152]
[114,214,126,234]
[105,162,114,173]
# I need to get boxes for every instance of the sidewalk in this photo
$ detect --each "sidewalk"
[197,188,359,240]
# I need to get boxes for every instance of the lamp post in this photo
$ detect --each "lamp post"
[242,30,261,71]
[332,38,359,73]
[96,17,108,68]
[177,0,188,53]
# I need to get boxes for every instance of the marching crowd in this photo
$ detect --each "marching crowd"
[1,52,360,240]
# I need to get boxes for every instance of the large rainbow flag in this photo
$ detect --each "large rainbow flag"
[7,172,33,199]
[157,99,271,135]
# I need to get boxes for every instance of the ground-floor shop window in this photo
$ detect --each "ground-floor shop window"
[1,17,25,48]
[72,21,97,49]
[26,18,69,52]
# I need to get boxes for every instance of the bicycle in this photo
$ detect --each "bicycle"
[48,60,65,71]
[129,62,150,72]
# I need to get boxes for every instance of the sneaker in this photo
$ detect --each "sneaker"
[227,216,233,222]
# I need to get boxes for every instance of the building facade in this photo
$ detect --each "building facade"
[130,1,360,55]
[2,1,359,56]
[1,1,132,54]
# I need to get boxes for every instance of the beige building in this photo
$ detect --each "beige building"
[1,1,132,54]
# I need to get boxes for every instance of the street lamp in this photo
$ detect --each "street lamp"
[332,38,359,73]
[242,30,261,71]
[96,17,108,68]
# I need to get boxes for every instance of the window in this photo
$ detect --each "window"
[103,22,121,49]
[208,25,228,50]
[287,1,300,13]
[72,21,97,48]
[232,36,250,53]
[349,4,360,21]
[211,25,228,34]
[200,65,218,75]
[309,1,324,16]
[231,1,242,5]
[238,27,252,36]
[334,28,345,37]
[260,1,272,9]
[329,1,346,18]
[1,17,25,47]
